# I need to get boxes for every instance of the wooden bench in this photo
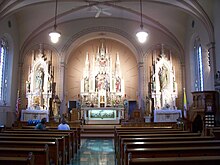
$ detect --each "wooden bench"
[0,152,34,165]
[21,125,81,150]
[117,136,213,164]
[0,140,59,165]
[0,132,69,164]
[125,146,220,165]
[121,140,220,165]
[4,129,76,159]
[0,135,65,165]
[128,155,220,165]
[0,145,49,165]
[114,127,185,148]
[116,132,202,156]
[0,153,34,165]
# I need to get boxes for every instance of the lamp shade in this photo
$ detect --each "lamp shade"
[49,31,61,44]
[136,30,148,43]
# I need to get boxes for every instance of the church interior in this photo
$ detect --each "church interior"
[1,0,220,164]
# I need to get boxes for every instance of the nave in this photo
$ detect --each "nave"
[70,138,115,165]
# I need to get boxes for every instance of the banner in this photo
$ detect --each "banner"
[183,88,187,118]
[16,90,21,120]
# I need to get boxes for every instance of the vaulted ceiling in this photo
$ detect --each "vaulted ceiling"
[0,0,214,57]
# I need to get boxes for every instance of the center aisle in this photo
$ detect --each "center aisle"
[70,138,116,165]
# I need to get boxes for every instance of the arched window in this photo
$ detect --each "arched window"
[0,38,8,105]
[194,39,204,91]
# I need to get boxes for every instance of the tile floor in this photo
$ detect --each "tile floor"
[70,138,116,165]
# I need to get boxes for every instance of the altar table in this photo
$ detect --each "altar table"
[81,107,124,124]
[154,109,182,122]
[20,109,49,122]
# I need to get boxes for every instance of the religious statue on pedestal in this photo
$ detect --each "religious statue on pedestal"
[52,95,61,117]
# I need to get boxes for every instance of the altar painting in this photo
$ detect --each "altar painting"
[89,110,116,120]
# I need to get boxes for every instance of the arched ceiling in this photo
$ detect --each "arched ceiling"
[0,0,214,57]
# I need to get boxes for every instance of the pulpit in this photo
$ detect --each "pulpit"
[190,91,219,121]
[189,91,219,132]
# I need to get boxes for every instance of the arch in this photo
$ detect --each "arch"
[61,26,143,65]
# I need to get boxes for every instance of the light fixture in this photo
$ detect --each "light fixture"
[49,0,61,44]
[136,0,148,43]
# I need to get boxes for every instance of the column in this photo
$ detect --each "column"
[59,61,66,114]
[138,62,144,111]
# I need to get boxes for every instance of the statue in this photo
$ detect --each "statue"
[35,69,44,90]
[146,96,152,116]
[52,95,61,117]
[158,65,168,90]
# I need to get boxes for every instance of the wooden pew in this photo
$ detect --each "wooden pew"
[0,145,49,165]
[0,132,69,164]
[0,136,65,165]
[128,156,220,165]
[124,146,220,165]
[121,140,220,165]
[4,129,76,160]
[0,140,59,165]
[0,153,34,165]
[21,125,81,150]
[114,127,184,148]
[116,132,202,157]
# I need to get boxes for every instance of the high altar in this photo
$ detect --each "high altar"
[21,45,55,121]
[79,43,125,124]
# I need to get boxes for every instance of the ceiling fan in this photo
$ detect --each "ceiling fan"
[91,5,112,18]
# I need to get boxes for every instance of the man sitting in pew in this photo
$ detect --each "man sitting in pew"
[58,118,70,130]
[35,118,47,130]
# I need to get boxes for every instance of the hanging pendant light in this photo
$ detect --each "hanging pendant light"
[49,0,61,44]
[136,0,148,43]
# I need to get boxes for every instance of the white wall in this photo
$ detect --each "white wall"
[0,15,20,127]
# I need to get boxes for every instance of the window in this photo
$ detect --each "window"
[0,38,8,105]
[194,39,204,91]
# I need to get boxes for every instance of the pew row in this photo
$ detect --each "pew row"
[0,135,65,165]
[128,156,220,165]
[0,152,34,165]
[0,145,49,165]
[122,140,220,165]
[125,146,220,165]
[0,140,59,165]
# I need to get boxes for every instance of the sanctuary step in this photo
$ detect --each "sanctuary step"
[80,125,116,138]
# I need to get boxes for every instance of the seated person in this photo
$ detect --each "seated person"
[35,117,47,130]
[58,118,70,130]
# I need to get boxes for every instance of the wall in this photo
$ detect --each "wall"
[0,15,20,126]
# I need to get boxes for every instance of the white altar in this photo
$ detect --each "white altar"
[154,109,182,122]
[81,107,124,124]
[21,109,49,122]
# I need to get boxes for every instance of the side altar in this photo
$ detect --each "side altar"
[21,45,59,122]
[21,109,49,122]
